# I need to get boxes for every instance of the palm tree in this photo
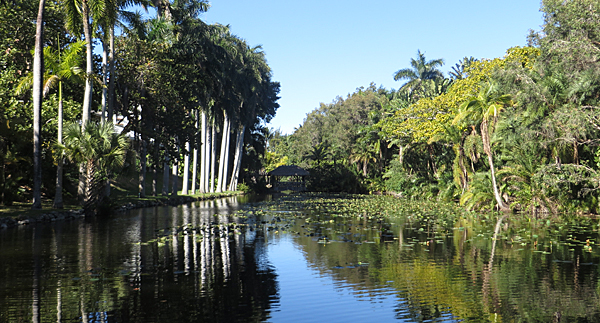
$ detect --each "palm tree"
[453,83,512,211]
[63,0,99,125]
[64,0,111,201]
[60,121,128,213]
[305,142,332,166]
[393,50,445,99]
[449,56,477,80]
[430,123,470,193]
[99,0,152,123]
[229,44,273,191]
[31,0,46,209]
[349,145,376,177]
[17,41,85,208]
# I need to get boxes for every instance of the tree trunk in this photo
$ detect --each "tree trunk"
[101,40,107,123]
[79,0,93,201]
[362,159,367,177]
[210,124,216,193]
[152,138,159,196]
[138,138,147,198]
[229,125,246,191]
[81,0,93,125]
[481,120,509,211]
[458,131,469,193]
[171,150,178,196]
[182,141,190,195]
[217,113,230,193]
[53,84,64,208]
[32,0,45,209]
[221,117,232,192]
[162,154,169,196]
[191,111,199,194]
[107,24,116,124]
[200,111,207,193]
[203,113,211,192]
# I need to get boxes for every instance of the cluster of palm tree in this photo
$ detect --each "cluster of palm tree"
[15,0,278,210]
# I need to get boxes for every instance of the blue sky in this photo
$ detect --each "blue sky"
[201,1,544,134]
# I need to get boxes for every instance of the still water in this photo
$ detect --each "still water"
[1,193,600,322]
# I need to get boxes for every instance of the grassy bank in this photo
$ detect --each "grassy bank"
[0,171,244,220]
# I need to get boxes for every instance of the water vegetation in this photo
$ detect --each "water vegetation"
[244,192,600,321]
[2,192,600,321]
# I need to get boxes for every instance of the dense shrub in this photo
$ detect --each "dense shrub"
[306,163,366,194]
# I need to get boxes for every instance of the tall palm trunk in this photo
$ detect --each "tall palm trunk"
[53,83,64,208]
[107,25,116,124]
[162,154,169,196]
[138,138,147,198]
[81,1,93,125]
[221,118,232,192]
[171,148,179,196]
[152,138,159,196]
[191,111,199,194]
[32,0,45,209]
[203,114,211,192]
[79,0,93,201]
[217,113,230,193]
[481,119,509,211]
[210,124,216,193]
[199,111,207,193]
[182,141,190,194]
[101,40,108,123]
[228,125,245,191]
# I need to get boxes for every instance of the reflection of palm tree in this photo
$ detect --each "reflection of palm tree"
[60,122,128,213]
[393,50,444,99]
[454,83,511,211]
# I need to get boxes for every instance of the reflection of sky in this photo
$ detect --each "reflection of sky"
[266,236,401,322]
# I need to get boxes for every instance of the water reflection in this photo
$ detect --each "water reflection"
[3,194,600,322]
[0,196,278,322]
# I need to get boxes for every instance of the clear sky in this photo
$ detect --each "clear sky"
[201,1,544,134]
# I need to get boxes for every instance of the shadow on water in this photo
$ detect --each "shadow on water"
[0,195,278,323]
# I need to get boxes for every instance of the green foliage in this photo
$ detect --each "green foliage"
[533,164,600,213]
[459,172,495,211]
[383,160,425,197]
[262,151,288,173]
[236,182,250,193]
[393,50,445,100]
[290,83,390,168]
[60,121,129,212]
[306,163,366,194]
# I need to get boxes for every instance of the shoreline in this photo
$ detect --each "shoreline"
[0,191,243,231]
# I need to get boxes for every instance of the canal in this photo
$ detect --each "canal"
[1,193,599,322]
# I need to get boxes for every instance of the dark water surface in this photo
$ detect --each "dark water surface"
[1,193,600,322]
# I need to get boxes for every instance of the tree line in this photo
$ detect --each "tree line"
[269,0,600,215]
[1,0,280,211]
